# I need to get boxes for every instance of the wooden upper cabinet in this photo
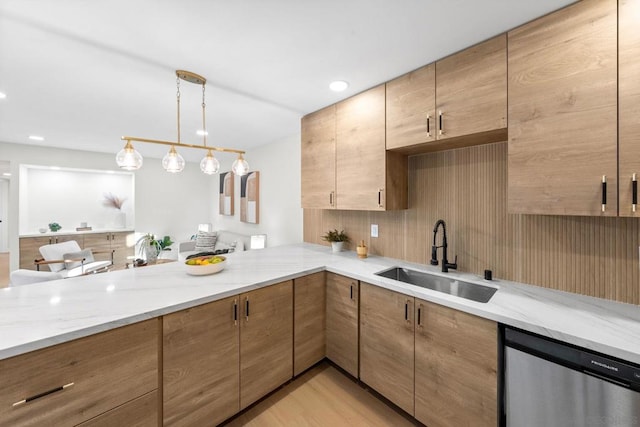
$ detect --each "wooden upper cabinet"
[414,300,497,427]
[619,0,640,217]
[508,0,618,216]
[301,105,336,209]
[386,63,436,150]
[359,283,415,416]
[337,85,407,210]
[436,34,507,142]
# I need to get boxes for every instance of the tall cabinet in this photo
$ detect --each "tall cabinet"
[507,0,617,216]
[619,0,640,217]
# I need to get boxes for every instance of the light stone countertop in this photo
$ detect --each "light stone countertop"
[20,228,135,237]
[1,243,639,364]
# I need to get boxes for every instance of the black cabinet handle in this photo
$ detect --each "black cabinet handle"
[633,174,638,213]
[426,114,431,136]
[13,382,74,407]
[329,192,333,206]
[404,302,408,321]
[233,300,238,325]
[350,284,353,300]
[245,298,249,321]
[417,306,422,326]
[601,175,607,213]
[438,110,443,135]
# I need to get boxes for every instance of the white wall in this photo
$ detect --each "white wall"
[1,133,303,269]
[212,133,303,248]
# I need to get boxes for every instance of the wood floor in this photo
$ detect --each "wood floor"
[222,362,417,426]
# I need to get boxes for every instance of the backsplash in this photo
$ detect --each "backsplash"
[304,142,640,305]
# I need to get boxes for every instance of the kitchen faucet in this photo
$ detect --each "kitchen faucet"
[430,219,457,273]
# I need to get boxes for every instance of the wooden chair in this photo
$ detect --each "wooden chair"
[35,240,114,278]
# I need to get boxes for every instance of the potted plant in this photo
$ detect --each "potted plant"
[137,233,162,264]
[322,229,350,253]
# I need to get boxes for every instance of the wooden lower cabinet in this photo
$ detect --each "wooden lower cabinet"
[326,272,359,377]
[294,272,326,376]
[163,296,240,427]
[0,319,158,427]
[414,299,497,427]
[359,283,415,415]
[240,280,294,409]
[19,234,74,269]
[77,390,158,427]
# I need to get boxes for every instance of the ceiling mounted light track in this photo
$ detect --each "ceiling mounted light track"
[116,70,249,176]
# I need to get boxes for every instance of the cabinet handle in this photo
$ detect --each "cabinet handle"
[12,382,74,407]
[417,306,422,327]
[404,302,409,321]
[426,114,431,137]
[107,234,110,241]
[233,299,238,326]
[350,284,353,300]
[438,110,443,136]
[633,174,638,213]
[329,191,334,207]
[245,297,250,321]
[378,188,384,208]
[601,175,607,213]
[48,238,52,245]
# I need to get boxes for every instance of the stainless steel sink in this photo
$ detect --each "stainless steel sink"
[374,267,497,303]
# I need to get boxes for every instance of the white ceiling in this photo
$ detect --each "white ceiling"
[0,0,576,163]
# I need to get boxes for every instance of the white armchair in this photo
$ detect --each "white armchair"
[36,240,113,278]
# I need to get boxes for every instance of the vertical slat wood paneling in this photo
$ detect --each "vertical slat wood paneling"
[304,141,640,305]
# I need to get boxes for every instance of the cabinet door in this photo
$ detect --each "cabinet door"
[0,319,158,427]
[325,273,359,377]
[77,390,158,427]
[19,237,52,269]
[294,272,326,376]
[386,63,436,150]
[508,0,617,216]
[359,283,414,415]
[163,296,239,426]
[336,85,387,210]
[83,233,114,267]
[110,232,133,268]
[301,105,336,209]
[435,34,506,141]
[240,281,293,409]
[619,0,640,217]
[415,300,497,427]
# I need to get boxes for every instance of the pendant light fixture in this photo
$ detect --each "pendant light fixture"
[117,70,249,176]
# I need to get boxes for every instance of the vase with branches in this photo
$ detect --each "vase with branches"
[103,192,127,228]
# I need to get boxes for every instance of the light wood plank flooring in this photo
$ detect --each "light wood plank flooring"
[222,362,417,426]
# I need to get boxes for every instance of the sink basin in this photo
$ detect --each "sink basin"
[374,267,497,303]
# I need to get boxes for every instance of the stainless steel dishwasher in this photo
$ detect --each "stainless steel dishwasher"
[503,327,640,427]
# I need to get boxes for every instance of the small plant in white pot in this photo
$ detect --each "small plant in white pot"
[322,229,350,253]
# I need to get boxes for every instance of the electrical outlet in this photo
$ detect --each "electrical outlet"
[371,224,379,238]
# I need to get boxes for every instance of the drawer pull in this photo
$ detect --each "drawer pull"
[12,382,74,407]
[633,174,638,213]
[245,297,250,322]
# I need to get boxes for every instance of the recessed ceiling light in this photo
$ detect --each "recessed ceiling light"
[196,129,208,136]
[0,92,6,99]
[29,135,45,141]
[329,80,349,92]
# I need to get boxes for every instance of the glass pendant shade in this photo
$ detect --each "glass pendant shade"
[115,141,143,170]
[231,153,250,176]
[200,150,220,175]
[162,146,185,173]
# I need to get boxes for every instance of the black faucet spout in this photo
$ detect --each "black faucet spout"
[430,219,457,273]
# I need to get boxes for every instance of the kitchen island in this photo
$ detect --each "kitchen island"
[2,242,639,363]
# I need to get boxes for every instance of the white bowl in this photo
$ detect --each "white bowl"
[184,255,227,276]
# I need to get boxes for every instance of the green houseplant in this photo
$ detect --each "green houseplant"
[322,229,349,252]
[137,234,174,264]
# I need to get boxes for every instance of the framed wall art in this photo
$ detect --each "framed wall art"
[219,171,234,216]
[240,171,259,224]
